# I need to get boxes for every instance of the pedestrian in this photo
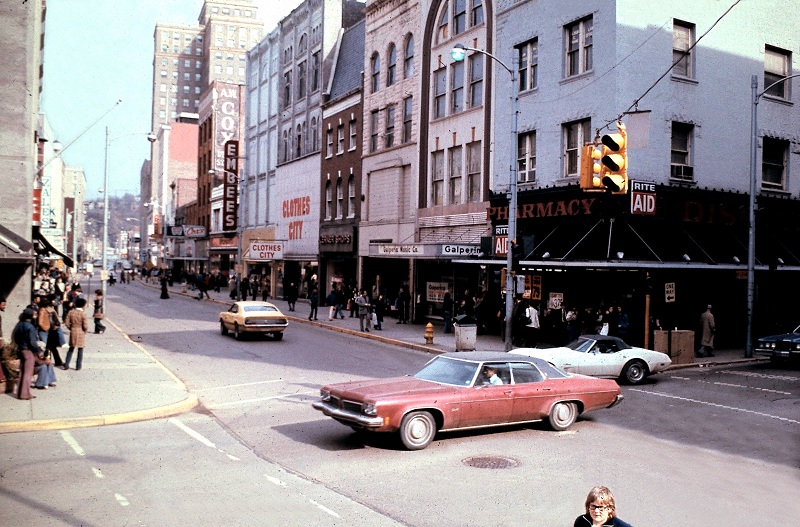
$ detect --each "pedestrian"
[285,282,298,311]
[93,289,107,334]
[62,297,89,371]
[616,305,630,340]
[11,308,42,400]
[348,287,358,318]
[524,301,540,347]
[261,276,269,301]
[573,486,633,527]
[250,277,259,301]
[355,289,371,332]
[36,295,53,344]
[396,286,410,324]
[326,289,337,320]
[374,293,386,330]
[308,289,319,321]
[442,291,454,334]
[160,274,170,299]
[41,298,64,366]
[196,272,210,300]
[697,304,716,357]
[334,286,345,319]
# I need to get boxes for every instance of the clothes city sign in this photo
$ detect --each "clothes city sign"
[245,242,284,261]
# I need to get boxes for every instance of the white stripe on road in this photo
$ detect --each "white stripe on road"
[92,467,105,479]
[194,379,285,392]
[204,391,317,409]
[60,430,85,456]
[266,475,288,487]
[629,389,800,425]
[720,370,800,383]
[168,418,241,461]
[264,475,341,519]
[713,381,791,395]
[309,499,341,518]
[670,373,792,394]
[114,493,130,507]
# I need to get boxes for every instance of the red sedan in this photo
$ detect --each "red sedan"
[312,352,623,450]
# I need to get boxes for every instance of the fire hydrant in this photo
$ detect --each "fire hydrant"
[424,322,434,344]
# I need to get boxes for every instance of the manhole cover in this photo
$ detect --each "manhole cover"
[462,455,521,469]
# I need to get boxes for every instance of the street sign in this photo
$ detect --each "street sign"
[665,282,676,303]
[631,180,656,215]
[548,292,563,310]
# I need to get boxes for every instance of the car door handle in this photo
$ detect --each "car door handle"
[504,390,513,395]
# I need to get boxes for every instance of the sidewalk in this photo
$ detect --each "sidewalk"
[0,279,764,434]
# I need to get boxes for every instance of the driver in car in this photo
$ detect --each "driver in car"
[484,366,504,385]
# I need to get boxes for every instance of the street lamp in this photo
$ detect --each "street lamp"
[745,73,799,357]
[102,127,157,304]
[451,43,519,351]
[142,199,166,267]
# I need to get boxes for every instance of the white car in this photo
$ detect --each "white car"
[514,335,672,384]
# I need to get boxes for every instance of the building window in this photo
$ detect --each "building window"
[349,118,357,150]
[672,20,695,78]
[336,179,344,219]
[466,141,481,202]
[451,61,464,113]
[765,45,791,99]
[297,61,306,98]
[160,70,167,77]
[296,124,303,157]
[370,110,379,152]
[299,33,307,53]
[371,53,380,93]
[670,122,694,181]
[471,0,484,26]
[311,52,320,92]
[762,137,788,190]
[337,124,345,154]
[183,85,190,93]
[404,35,414,78]
[282,130,289,162]
[437,4,449,43]
[283,71,291,108]
[517,39,538,92]
[348,175,356,217]
[402,96,413,143]
[434,68,447,119]
[469,53,483,108]
[387,44,396,86]
[311,117,319,152]
[325,180,333,220]
[565,16,593,77]
[326,128,333,158]
[453,0,466,35]
[449,146,463,205]
[385,105,396,148]
[564,119,591,178]
[431,150,444,206]
[517,131,536,183]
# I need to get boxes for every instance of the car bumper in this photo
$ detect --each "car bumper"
[607,393,624,409]
[240,323,288,332]
[312,401,384,428]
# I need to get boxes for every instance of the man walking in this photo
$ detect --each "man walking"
[355,290,371,332]
[697,304,716,357]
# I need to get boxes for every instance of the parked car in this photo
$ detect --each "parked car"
[312,352,623,450]
[219,301,289,341]
[514,335,672,385]
[755,325,800,364]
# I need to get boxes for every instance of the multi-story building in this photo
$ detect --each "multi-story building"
[63,166,87,267]
[0,0,46,314]
[242,0,364,300]
[319,18,366,295]
[483,0,800,346]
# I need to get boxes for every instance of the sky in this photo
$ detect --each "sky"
[41,0,300,200]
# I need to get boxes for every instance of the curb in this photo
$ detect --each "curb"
[0,394,198,434]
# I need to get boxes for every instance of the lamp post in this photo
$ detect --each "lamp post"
[102,128,157,304]
[746,73,799,357]
[452,44,518,351]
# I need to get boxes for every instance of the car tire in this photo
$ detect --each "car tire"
[273,332,284,341]
[220,320,228,336]
[620,360,648,385]
[234,323,242,341]
[399,411,436,450]
[548,401,577,431]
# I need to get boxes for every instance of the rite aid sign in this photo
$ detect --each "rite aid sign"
[631,181,656,215]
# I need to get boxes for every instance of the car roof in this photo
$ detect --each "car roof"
[439,351,551,368]
[233,301,279,308]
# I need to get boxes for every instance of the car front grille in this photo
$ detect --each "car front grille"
[329,396,363,414]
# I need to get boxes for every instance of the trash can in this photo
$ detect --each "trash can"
[453,314,477,351]
[654,329,695,364]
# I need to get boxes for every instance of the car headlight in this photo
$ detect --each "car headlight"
[320,389,331,402]
[363,402,377,416]
[794,343,800,351]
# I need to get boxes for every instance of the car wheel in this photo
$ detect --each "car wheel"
[621,360,648,385]
[548,401,577,431]
[234,323,242,340]
[273,332,284,341]
[399,411,436,450]
[220,320,228,335]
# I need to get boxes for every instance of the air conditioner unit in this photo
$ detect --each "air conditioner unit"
[670,164,694,180]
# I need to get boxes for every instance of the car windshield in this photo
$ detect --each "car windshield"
[565,337,596,353]
[413,356,479,387]
[243,305,278,313]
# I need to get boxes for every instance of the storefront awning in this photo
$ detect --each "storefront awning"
[33,226,74,267]
[0,223,35,265]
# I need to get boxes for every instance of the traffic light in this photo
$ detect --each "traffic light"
[580,144,604,192]
[598,122,628,194]
[511,241,523,260]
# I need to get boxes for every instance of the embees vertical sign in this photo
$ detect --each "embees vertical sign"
[223,140,239,231]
